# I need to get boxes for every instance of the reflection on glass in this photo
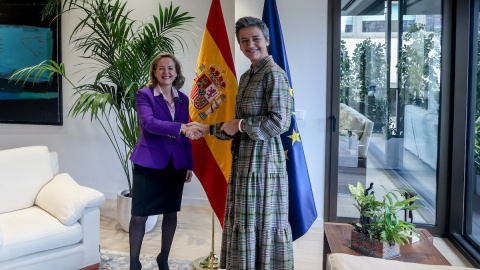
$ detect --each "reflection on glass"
[337,0,442,225]
[362,15,386,32]
[465,5,480,250]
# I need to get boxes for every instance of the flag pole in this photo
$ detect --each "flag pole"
[192,210,220,269]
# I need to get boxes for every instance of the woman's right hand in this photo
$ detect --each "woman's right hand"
[181,123,208,139]
[187,122,209,138]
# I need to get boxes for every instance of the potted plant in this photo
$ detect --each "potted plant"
[10,0,194,232]
[348,182,423,259]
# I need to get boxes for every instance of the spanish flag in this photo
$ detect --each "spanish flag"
[189,0,237,225]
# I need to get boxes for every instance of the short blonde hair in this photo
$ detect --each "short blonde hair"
[147,53,185,89]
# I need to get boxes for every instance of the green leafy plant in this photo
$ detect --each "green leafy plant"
[10,0,194,195]
[340,40,352,105]
[474,117,480,175]
[397,23,441,111]
[349,182,424,245]
[341,38,387,133]
[348,182,382,236]
[350,38,387,115]
[390,23,441,139]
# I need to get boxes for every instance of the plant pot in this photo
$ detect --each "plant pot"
[350,230,400,259]
[117,190,157,233]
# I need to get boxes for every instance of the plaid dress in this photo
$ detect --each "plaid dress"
[213,56,294,269]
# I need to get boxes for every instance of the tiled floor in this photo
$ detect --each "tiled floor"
[99,199,474,269]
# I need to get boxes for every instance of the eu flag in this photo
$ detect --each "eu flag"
[263,0,317,241]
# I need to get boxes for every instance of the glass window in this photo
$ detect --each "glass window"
[465,2,480,251]
[337,0,442,226]
[392,4,416,31]
[342,16,354,33]
[362,15,386,32]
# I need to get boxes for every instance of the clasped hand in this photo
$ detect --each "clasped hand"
[181,123,208,140]
[181,119,241,140]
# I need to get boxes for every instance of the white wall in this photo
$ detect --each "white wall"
[0,0,326,228]
[235,0,327,227]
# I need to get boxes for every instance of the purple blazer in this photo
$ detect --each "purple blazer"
[130,87,193,170]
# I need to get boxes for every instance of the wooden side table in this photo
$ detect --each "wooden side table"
[323,222,451,270]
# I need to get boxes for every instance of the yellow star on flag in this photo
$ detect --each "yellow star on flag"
[288,130,301,145]
[289,87,294,97]
[284,150,289,160]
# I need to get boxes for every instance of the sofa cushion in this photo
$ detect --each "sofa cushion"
[349,113,366,138]
[340,104,366,138]
[327,253,470,270]
[35,173,105,226]
[0,146,54,214]
[0,206,82,262]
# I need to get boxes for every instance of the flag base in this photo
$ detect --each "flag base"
[192,251,220,269]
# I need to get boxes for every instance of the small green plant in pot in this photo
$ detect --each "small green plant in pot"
[348,182,424,259]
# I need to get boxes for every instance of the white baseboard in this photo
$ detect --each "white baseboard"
[312,217,324,228]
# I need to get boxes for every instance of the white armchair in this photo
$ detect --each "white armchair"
[337,103,375,194]
[339,103,374,159]
[0,146,105,270]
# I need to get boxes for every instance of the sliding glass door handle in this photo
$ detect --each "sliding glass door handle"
[332,115,337,132]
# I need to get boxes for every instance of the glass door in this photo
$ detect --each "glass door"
[335,0,442,226]
[465,0,480,252]
[449,0,480,264]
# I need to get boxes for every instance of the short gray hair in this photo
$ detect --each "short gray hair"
[235,16,270,44]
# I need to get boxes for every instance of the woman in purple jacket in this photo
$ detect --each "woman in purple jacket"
[128,53,198,270]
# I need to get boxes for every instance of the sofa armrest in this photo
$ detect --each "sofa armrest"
[79,207,101,268]
[35,173,105,226]
[358,118,374,156]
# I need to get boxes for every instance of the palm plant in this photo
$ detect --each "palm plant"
[10,0,194,196]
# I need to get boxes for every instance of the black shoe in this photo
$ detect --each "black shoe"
[156,253,169,270]
[129,260,142,270]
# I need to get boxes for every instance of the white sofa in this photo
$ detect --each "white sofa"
[338,103,375,194]
[339,103,374,157]
[0,146,105,270]
[327,253,473,270]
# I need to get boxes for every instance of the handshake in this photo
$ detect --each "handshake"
[180,119,242,140]
[181,122,209,140]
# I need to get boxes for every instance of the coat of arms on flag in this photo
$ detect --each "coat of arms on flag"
[189,0,237,225]
[191,64,228,120]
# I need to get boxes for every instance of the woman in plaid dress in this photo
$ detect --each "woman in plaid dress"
[190,16,294,269]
